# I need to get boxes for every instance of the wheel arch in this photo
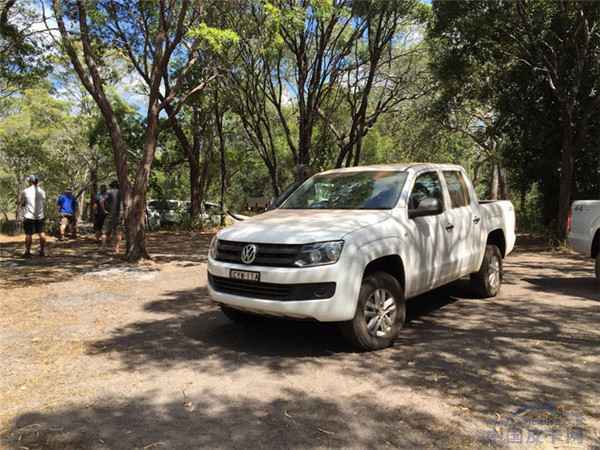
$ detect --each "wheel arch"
[487,228,507,257]
[363,254,406,290]
[592,228,600,258]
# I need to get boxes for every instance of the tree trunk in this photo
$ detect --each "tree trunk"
[163,103,204,220]
[125,103,161,261]
[557,131,575,239]
[270,167,280,198]
[498,165,508,200]
[352,132,365,167]
[520,188,527,212]
[218,126,226,226]
[489,162,499,200]
[14,168,24,221]
[213,98,227,226]
[126,186,150,261]
[335,142,349,168]
[297,116,312,176]
[198,132,214,225]
[76,191,85,221]
[89,167,97,221]
[189,159,201,219]
[14,181,21,221]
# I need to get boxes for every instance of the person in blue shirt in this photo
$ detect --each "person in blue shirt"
[56,188,78,240]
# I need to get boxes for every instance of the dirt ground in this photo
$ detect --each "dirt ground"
[0,233,599,449]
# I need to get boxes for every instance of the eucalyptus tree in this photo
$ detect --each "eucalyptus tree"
[227,0,370,177]
[50,0,235,260]
[430,0,600,237]
[324,0,431,167]
[0,0,50,97]
[0,87,92,219]
[226,0,430,181]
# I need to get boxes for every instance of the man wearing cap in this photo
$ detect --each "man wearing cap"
[19,175,47,257]
[56,187,78,240]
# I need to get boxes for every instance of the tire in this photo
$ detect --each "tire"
[340,271,406,351]
[220,305,261,325]
[595,253,600,286]
[471,245,503,298]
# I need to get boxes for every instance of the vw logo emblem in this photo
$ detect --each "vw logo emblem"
[240,244,257,264]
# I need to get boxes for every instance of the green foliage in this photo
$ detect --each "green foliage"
[0,87,82,216]
[188,23,240,53]
[0,0,51,95]
[429,0,600,226]
[5,0,597,238]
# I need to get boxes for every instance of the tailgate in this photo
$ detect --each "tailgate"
[571,201,600,236]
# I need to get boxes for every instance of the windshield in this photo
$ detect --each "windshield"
[281,170,408,210]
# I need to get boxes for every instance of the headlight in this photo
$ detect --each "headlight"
[294,241,344,267]
[209,235,218,259]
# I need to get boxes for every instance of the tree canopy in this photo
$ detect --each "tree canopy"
[1,0,599,255]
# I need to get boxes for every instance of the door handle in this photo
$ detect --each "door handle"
[445,224,455,231]
[473,216,481,224]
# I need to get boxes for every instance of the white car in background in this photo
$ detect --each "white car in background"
[568,200,600,282]
[147,199,184,225]
[207,163,516,350]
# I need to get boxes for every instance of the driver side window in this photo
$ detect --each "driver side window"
[409,172,444,210]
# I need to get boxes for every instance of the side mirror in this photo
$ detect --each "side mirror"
[409,198,443,219]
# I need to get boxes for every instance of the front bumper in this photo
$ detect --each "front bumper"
[207,257,360,322]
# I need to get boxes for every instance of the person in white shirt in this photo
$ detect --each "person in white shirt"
[19,175,47,257]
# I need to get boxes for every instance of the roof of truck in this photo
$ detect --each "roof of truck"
[319,163,464,175]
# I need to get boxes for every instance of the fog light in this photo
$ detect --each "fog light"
[313,288,328,298]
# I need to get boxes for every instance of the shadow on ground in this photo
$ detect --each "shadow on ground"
[86,274,600,429]
[522,277,599,301]
[4,276,596,448]
[0,388,488,449]
[0,232,211,289]
[3,236,599,449]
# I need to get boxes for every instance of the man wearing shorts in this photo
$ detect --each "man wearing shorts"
[57,188,78,240]
[101,180,123,253]
[20,175,46,258]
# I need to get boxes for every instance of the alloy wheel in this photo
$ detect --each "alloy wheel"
[364,288,397,337]
[488,255,501,289]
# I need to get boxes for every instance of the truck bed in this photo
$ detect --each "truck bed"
[479,200,516,256]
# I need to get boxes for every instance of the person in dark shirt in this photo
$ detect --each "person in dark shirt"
[100,180,123,254]
[94,184,108,242]
[56,188,78,240]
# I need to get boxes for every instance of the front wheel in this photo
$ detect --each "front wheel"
[340,272,406,351]
[471,245,503,298]
[595,253,599,285]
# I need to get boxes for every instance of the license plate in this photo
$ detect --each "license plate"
[230,269,260,282]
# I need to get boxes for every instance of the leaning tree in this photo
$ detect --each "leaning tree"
[50,0,235,260]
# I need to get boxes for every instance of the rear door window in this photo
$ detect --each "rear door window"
[443,171,471,208]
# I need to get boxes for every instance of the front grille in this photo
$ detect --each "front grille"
[216,240,302,267]
[208,274,336,301]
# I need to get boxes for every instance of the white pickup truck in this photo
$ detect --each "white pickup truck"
[208,163,516,350]
[568,200,600,281]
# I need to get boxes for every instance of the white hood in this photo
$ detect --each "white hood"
[217,209,391,244]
